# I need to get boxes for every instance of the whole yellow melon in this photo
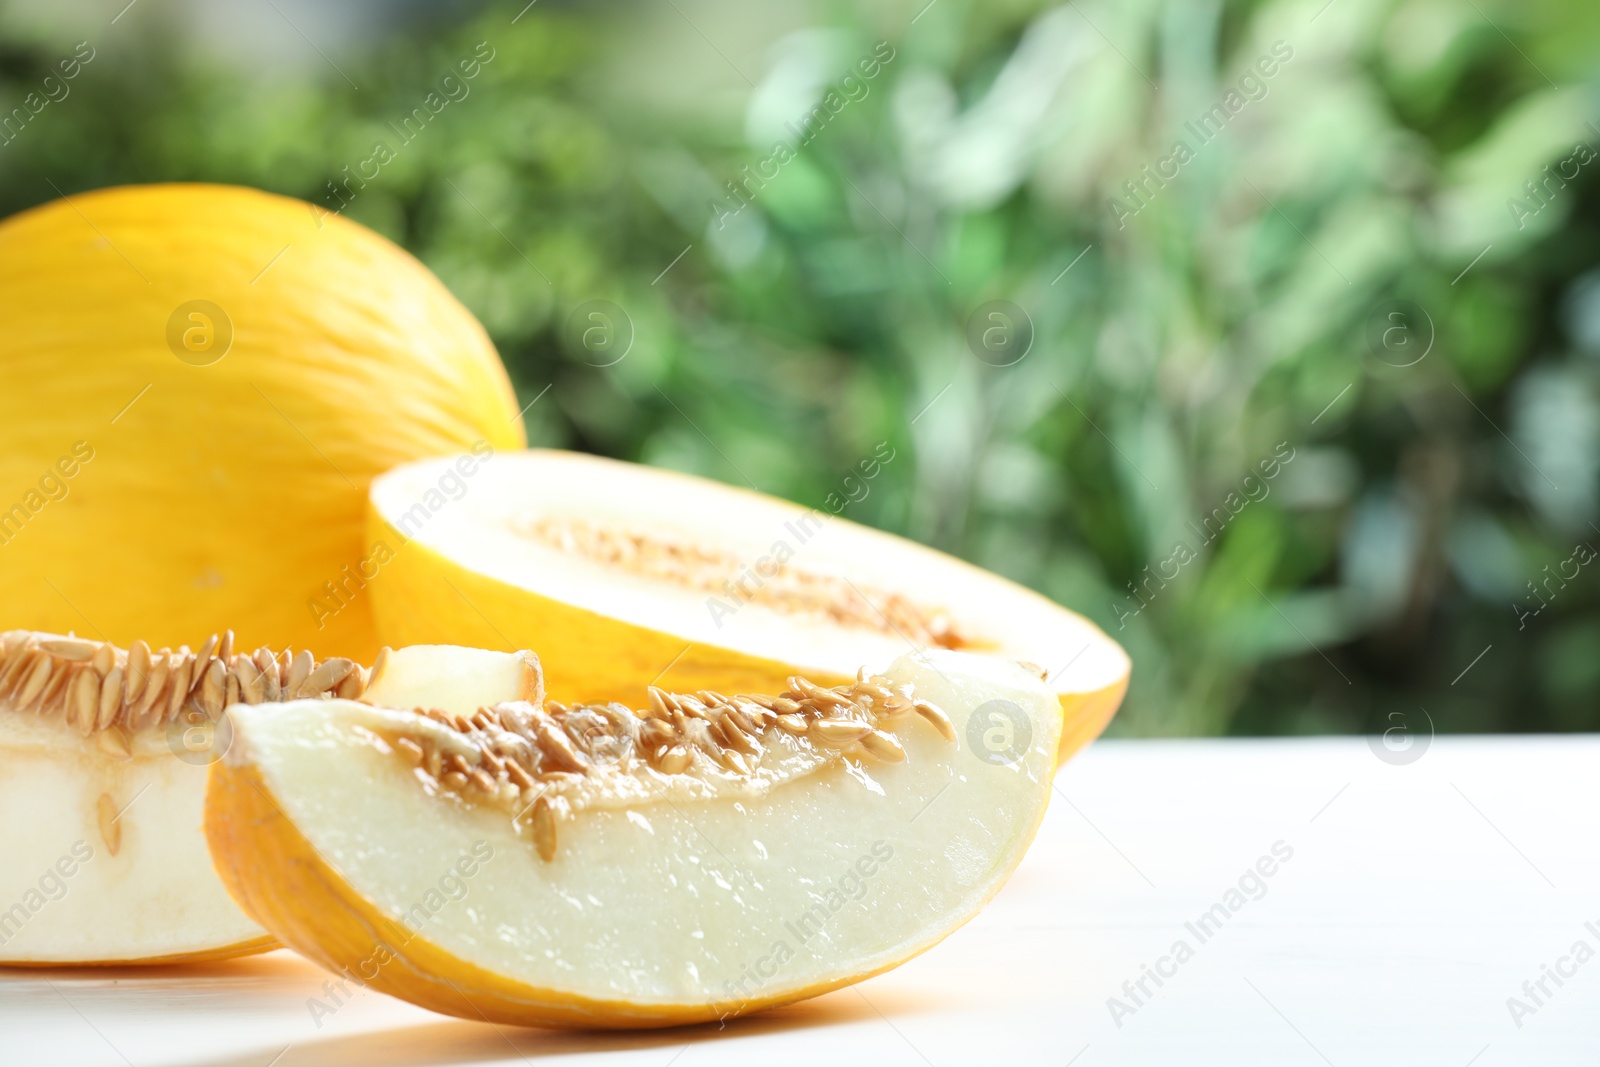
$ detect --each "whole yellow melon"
[0,184,523,663]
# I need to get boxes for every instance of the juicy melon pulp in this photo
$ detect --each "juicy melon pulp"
[0,630,532,964]
[0,712,273,965]
[204,650,1061,1026]
[361,644,544,715]
[367,450,1129,762]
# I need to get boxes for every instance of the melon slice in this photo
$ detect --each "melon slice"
[367,450,1129,762]
[0,631,530,965]
[204,649,1061,1026]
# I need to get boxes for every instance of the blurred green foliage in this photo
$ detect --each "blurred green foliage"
[2,0,1598,736]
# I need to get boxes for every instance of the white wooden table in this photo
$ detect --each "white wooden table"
[4,736,1594,1066]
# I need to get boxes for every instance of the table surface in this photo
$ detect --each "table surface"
[3,735,1595,1067]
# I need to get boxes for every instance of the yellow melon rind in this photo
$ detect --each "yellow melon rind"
[0,935,278,969]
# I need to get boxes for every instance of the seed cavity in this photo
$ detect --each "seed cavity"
[381,670,955,863]
[94,725,132,761]
[529,794,570,862]
[0,629,372,738]
[860,730,907,762]
[513,515,974,651]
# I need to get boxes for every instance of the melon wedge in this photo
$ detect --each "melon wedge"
[204,649,1061,1026]
[0,631,530,965]
[367,450,1128,762]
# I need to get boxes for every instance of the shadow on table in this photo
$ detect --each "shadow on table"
[4,949,955,1065]
[181,987,946,1067]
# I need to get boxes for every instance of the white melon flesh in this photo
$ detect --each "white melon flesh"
[362,645,543,715]
[0,714,268,964]
[216,651,1060,1022]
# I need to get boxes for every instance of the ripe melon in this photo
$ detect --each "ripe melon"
[0,183,523,665]
[205,648,1060,1025]
[0,630,531,965]
[367,450,1129,762]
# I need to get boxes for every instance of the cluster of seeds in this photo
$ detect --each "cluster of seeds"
[389,668,956,862]
[515,516,970,651]
[0,630,369,756]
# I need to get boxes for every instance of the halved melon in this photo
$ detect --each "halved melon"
[367,450,1129,762]
[205,649,1060,1026]
[0,631,530,965]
